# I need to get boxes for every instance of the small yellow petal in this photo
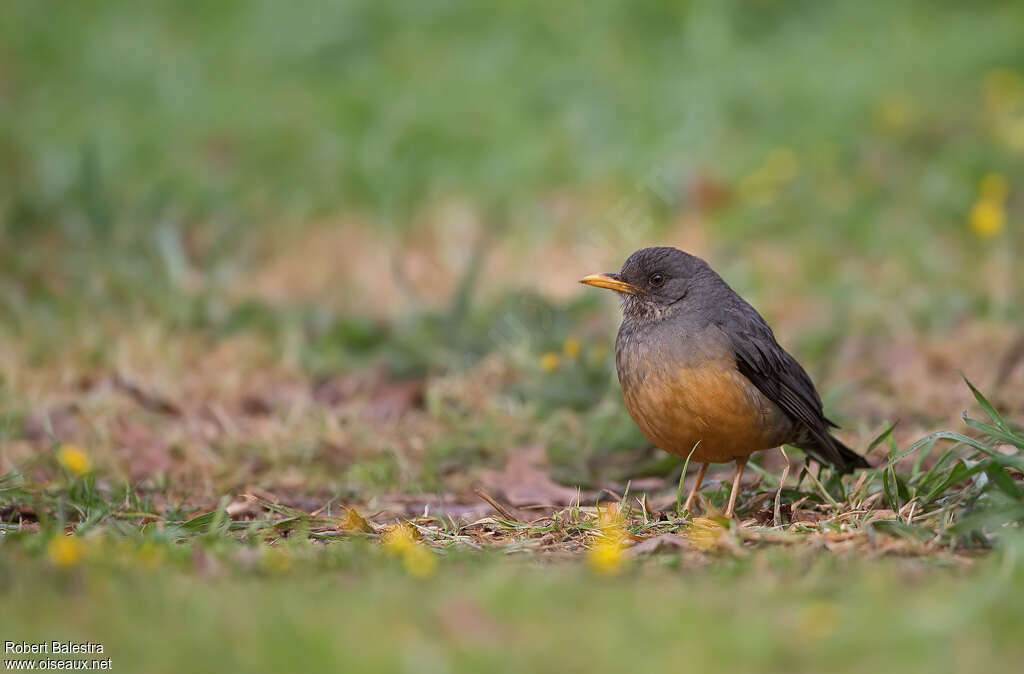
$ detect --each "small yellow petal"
[688,517,725,551]
[540,352,561,373]
[57,444,92,476]
[383,523,417,554]
[48,536,85,568]
[969,199,1006,238]
[402,545,438,578]
[563,337,582,360]
[588,539,626,576]
[383,523,436,577]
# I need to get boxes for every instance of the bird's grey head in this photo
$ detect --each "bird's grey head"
[580,246,714,322]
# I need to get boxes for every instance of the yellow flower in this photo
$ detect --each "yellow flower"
[383,523,437,577]
[48,536,85,568]
[540,352,561,373]
[383,523,417,554]
[688,517,725,551]
[563,337,582,360]
[969,199,1006,238]
[588,538,626,576]
[588,502,628,575]
[979,173,1009,203]
[402,544,438,578]
[57,444,91,476]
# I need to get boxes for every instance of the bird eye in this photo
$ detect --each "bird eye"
[648,273,665,287]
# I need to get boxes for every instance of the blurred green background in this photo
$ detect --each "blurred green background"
[3,0,1022,483]
[2,3,1024,671]
[3,0,1021,329]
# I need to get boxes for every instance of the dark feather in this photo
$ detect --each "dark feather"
[715,300,868,473]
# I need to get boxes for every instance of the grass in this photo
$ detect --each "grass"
[2,381,1021,671]
[2,1,1024,671]
[4,547,1024,673]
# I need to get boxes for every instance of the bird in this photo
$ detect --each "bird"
[580,246,869,518]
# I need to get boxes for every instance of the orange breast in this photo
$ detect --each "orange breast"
[621,359,792,464]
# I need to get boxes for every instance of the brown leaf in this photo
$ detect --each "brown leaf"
[240,394,273,417]
[226,497,261,520]
[792,509,827,524]
[627,534,688,557]
[478,445,580,506]
[364,379,425,420]
[312,372,373,407]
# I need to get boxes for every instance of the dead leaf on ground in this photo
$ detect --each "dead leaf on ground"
[364,379,425,420]
[312,371,375,407]
[792,509,827,524]
[239,394,273,417]
[627,534,688,557]
[226,497,262,520]
[340,506,375,533]
[478,445,580,507]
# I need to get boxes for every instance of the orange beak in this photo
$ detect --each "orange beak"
[579,273,643,295]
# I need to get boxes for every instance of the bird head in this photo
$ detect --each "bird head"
[580,247,710,321]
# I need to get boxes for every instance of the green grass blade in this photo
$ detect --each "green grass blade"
[984,462,1024,500]
[961,374,1011,435]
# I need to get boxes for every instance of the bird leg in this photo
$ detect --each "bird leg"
[774,447,791,527]
[724,458,748,519]
[682,462,709,515]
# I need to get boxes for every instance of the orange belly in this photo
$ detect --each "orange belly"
[621,360,791,464]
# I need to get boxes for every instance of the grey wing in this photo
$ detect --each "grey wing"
[715,301,849,466]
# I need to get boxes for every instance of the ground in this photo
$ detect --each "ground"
[1,2,1024,672]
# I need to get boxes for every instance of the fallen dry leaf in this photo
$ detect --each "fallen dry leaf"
[478,445,580,506]
[364,379,425,420]
[627,534,688,557]
[340,506,375,533]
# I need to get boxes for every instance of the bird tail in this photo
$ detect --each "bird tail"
[797,433,871,475]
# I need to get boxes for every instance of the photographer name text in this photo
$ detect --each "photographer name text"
[5,642,104,656]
